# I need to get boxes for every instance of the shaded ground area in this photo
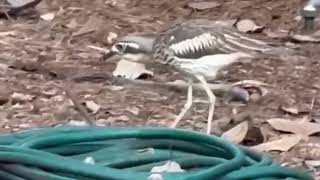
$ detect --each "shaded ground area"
[0,0,320,177]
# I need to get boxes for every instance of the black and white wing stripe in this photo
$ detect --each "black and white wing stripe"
[153,22,284,62]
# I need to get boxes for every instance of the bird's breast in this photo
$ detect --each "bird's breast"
[172,52,253,80]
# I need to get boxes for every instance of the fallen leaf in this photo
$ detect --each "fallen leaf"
[187,1,220,10]
[11,92,35,101]
[232,80,271,87]
[0,31,16,36]
[67,120,89,127]
[213,19,238,28]
[280,106,299,115]
[305,160,320,168]
[294,142,320,160]
[85,100,101,114]
[221,121,248,144]
[251,135,302,152]
[104,85,125,91]
[126,106,140,115]
[113,59,153,79]
[232,80,270,97]
[291,34,320,43]
[236,19,264,33]
[151,161,184,173]
[264,29,290,39]
[40,12,55,21]
[267,118,320,137]
[106,115,130,122]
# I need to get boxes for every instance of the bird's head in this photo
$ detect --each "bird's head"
[110,34,156,63]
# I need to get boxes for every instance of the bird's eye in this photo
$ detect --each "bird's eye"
[115,43,126,53]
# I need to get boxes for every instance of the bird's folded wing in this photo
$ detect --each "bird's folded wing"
[159,22,293,60]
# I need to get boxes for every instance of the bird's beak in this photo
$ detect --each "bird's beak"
[104,45,119,60]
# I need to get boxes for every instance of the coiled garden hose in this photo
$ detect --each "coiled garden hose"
[0,126,313,180]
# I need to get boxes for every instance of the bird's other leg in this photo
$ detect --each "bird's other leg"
[195,75,215,134]
[170,79,193,128]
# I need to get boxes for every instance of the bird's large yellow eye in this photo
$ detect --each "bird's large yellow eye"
[115,43,127,53]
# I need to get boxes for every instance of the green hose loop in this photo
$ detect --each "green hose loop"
[0,126,312,180]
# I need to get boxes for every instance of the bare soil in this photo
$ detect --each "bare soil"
[0,0,320,177]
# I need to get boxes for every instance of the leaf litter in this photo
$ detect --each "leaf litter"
[0,0,319,178]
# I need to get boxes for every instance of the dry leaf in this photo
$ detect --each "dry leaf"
[291,34,320,43]
[280,106,299,115]
[11,92,35,101]
[251,135,302,152]
[236,19,264,33]
[113,59,153,79]
[264,29,290,39]
[0,31,16,36]
[151,161,184,173]
[85,100,101,114]
[267,118,320,137]
[305,160,320,168]
[104,85,125,91]
[232,80,271,87]
[126,106,140,115]
[221,121,248,144]
[106,115,130,122]
[213,19,238,28]
[187,1,220,10]
[40,13,55,21]
[67,120,89,127]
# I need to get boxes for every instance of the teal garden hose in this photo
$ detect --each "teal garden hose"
[0,126,313,180]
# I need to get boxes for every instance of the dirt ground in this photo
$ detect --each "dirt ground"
[0,0,320,178]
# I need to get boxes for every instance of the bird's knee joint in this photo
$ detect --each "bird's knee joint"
[208,94,215,103]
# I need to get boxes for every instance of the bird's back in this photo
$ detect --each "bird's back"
[151,20,293,80]
[153,20,291,62]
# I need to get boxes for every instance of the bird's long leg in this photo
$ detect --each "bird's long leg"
[170,79,193,128]
[195,75,215,134]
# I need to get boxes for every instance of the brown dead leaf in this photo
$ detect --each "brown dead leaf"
[251,135,302,152]
[84,100,101,114]
[126,106,140,115]
[267,118,320,137]
[291,34,320,43]
[264,29,290,39]
[221,121,248,144]
[11,92,35,101]
[212,19,238,28]
[236,19,264,33]
[187,1,220,10]
[280,106,299,115]
[232,80,271,87]
[113,59,153,79]
[40,13,55,21]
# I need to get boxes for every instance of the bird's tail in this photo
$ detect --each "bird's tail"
[218,27,296,57]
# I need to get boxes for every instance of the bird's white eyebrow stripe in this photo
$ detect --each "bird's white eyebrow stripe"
[169,33,215,55]
[118,42,140,49]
